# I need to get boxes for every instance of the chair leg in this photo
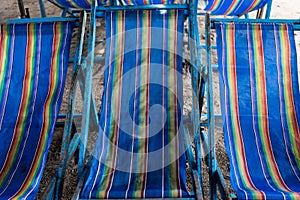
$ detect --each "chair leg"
[49,11,87,200]
[78,1,97,177]
[17,0,29,18]
[38,0,47,17]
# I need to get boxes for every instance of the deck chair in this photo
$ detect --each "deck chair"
[195,1,274,199]
[213,19,300,199]
[79,9,191,199]
[0,18,75,199]
[41,0,204,199]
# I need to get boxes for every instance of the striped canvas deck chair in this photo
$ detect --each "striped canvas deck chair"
[0,19,74,199]
[78,9,189,199]
[214,21,300,199]
[196,1,274,200]
[75,6,204,200]
[41,0,204,199]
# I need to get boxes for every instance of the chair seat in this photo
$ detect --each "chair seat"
[0,21,74,199]
[80,9,190,199]
[216,22,300,199]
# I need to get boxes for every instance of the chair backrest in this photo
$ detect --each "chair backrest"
[48,0,175,8]
[0,21,74,199]
[216,21,300,199]
[200,0,270,16]
[48,0,107,8]
[79,9,189,199]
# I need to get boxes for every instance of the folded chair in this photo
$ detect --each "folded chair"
[213,19,300,199]
[0,18,75,199]
[41,0,205,199]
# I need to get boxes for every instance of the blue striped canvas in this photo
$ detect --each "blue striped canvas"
[0,21,73,199]
[201,0,268,16]
[80,10,189,198]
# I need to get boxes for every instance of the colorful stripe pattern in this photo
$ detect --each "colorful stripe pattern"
[203,0,268,16]
[48,0,107,9]
[216,22,300,199]
[0,24,14,130]
[81,10,188,198]
[119,0,172,6]
[0,21,73,199]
